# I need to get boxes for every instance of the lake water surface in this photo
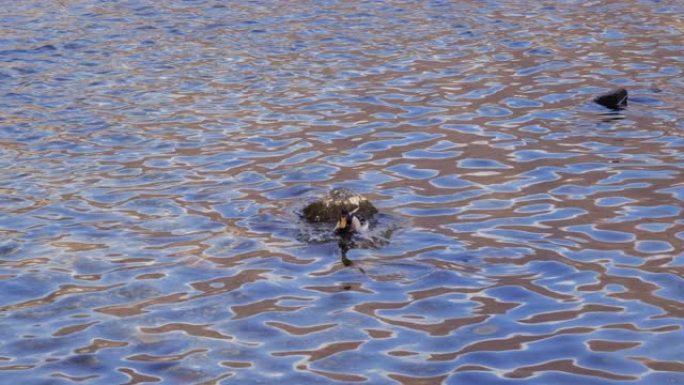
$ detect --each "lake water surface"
[1,1,683,384]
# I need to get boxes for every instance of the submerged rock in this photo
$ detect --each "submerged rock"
[594,88,628,110]
[302,187,378,223]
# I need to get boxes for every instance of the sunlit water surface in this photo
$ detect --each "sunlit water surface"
[1,1,683,384]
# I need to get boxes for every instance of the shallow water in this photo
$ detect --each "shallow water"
[1,0,683,384]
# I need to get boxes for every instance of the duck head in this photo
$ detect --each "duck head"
[337,209,351,231]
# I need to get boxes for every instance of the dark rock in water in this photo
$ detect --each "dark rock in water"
[302,187,378,223]
[594,88,628,110]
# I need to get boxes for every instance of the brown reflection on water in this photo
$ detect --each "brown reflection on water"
[588,340,641,352]
[52,321,98,337]
[388,373,449,385]
[74,339,128,354]
[266,321,337,336]
[505,359,639,381]
[126,348,208,362]
[117,367,161,385]
[141,323,233,340]
[230,296,310,320]
[1,284,121,312]
[430,326,594,361]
